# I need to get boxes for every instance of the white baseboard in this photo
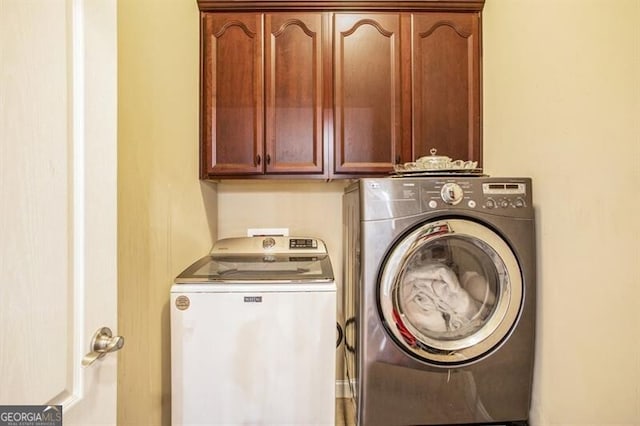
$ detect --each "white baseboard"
[335,379,352,398]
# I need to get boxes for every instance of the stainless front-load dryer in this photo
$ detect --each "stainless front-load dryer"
[342,177,535,426]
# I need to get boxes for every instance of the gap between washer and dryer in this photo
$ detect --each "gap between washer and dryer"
[335,398,356,426]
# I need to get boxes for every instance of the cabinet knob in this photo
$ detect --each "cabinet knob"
[266,154,271,165]
[255,155,261,166]
[396,155,401,164]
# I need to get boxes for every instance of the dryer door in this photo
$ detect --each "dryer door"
[378,219,522,366]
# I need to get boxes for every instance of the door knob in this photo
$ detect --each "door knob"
[82,326,124,366]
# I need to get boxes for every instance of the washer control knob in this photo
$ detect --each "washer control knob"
[485,198,496,209]
[500,198,510,208]
[514,197,526,208]
[440,183,464,205]
[262,237,276,249]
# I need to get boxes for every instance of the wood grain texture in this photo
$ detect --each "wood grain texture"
[333,13,402,174]
[202,13,264,176]
[265,13,325,174]
[198,0,485,12]
[198,2,485,178]
[412,12,481,163]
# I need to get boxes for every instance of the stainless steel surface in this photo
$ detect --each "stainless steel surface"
[210,236,325,255]
[440,182,464,204]
[342,177,536,426]
[82,327,124,366]
[175,236,334,284]
[393,148,479,174]
[378,219,522,362]
[262,237,276,249]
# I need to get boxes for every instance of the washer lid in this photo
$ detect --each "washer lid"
[175,237,334,283]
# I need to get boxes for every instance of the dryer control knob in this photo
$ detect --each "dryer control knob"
[440,183,464,205]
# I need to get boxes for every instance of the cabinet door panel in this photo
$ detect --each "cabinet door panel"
[412,13,481,163]
[334,13,402,175]
[265,14,324,174]
[202,13,263,176]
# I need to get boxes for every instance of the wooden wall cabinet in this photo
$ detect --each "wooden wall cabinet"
[201,13,263,176]
[333,13,402,175]
[198,1,484,179]
[201,12,325,177]
[411,12,482,164]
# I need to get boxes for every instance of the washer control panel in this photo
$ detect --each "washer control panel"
[289,238,319,249]
[211,236,327,255]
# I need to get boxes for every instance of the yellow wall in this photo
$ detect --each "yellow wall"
[483,0,640,424]
[118,0,640,425]
[117,1,216,425]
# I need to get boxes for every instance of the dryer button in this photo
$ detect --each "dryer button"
[467,200,477,208]
[428,200,438,209]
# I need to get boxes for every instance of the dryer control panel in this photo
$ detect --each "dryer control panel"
[421,178,531,216]
[354,177,533,221]
[480,182,528,210]
[440,182,465,205]
[420,178,531,217]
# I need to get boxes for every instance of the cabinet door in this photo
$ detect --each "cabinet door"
[412,13,481,163]
[265,14,325,175]
[333,13,402,175]
[201,13,263,177]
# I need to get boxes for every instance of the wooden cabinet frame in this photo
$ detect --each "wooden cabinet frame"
[198,0,484,179]
[201,13,264,176]
[198,1,484,11]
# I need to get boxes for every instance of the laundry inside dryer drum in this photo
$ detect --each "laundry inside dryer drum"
[378,219,522,365]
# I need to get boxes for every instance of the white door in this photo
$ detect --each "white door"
[0,0,118,424]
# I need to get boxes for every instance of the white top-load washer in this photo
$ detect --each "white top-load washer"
[171,236,336,426]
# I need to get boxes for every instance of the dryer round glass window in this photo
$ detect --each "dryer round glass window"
[378,219,523,366]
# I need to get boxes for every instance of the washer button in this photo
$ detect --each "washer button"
[467,200,476,208]
[428,200,438,209]
[262,237,276,249]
